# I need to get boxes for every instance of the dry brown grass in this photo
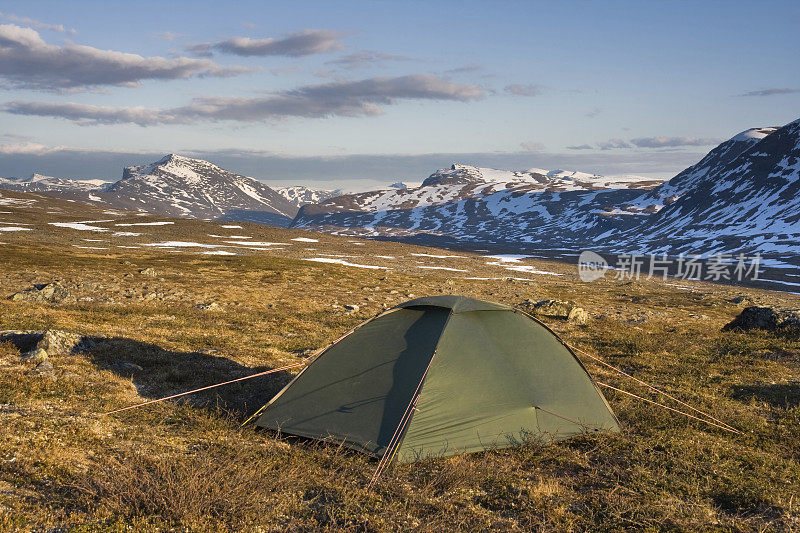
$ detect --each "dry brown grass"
[0,190,799,531]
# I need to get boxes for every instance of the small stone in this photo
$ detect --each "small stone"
[194,302,222,311]
[139,267,158,277]
[343,304,360,312]
[110,361,143,373]
[20,347,48,363]
[26,360,55,378]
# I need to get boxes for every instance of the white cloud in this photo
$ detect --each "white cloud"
[520,141,546,152]
[5,74,485,125]
[325,51,410,69]
[597,138,631,150]
[0,12,76,35]
[0,141,67,155]
[504,84,543,96]
[0,23,246,90]
[187,29,345,57]
[736,88,800,97]
[629,136,721,148]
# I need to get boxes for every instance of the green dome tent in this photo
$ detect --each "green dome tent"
[254,295,620,463]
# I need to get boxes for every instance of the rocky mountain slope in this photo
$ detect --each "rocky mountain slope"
[610,122,798,260]
[293,119,800,266]
[101,155,297,226]
[292,164,664,247]
[0,174,111,193]
[275,185,344,207]
[0,155,298,227]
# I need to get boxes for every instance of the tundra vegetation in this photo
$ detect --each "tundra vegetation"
[0,190,798,531]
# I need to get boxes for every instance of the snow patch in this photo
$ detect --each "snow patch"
[303,257,389,269]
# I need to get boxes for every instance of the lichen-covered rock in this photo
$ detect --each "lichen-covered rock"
[195,302,221,311]
[10,282,70,303]
[521,299,588,324]
[25,360,55,379]
[723,306,800,332]
[20,347,48,363]
[38,330,85,355]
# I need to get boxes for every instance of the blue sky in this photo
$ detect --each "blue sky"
[0,0,798,188]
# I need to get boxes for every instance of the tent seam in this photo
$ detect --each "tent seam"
[379,306,455,468]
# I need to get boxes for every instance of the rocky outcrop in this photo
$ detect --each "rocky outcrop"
[723,306,800,332]
[10,282,71,303]
[520,299,588,324]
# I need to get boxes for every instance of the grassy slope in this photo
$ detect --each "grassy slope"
[0,190,798,531]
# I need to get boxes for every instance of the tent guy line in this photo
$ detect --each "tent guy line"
[596,382,739,434]
[101,360,308,416]
[565,342,740,433]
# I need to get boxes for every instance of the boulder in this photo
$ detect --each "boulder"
[26,360,55,379]
[10,282,70,303]
[522,299,588,324]
[194,302,221,311]
[139,267,158,277]
[344,304,360,312]
[38,330,85,355]
[723,306,800,332]
[2,329,88,357]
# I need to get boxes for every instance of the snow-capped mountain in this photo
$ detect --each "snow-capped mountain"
[291,164,663,246]
[0,156,296,225]
[293,119,800,267]
[276,186,344,207]
[610,121,798,258]
[605,126,781,217]
[0,174,111,193]
[92,154,297,225]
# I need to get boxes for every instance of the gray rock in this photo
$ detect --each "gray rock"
[10,282,70,303]
[343,304,360,312]
[723,306,800,332]
[110,361,143,373]
[20,347,48,363]
[37,330,85,355]
[523,299,588,324]
[26,360,55,378]
[728,295,752,305]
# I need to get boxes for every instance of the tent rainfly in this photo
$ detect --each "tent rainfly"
[254,295,620,462]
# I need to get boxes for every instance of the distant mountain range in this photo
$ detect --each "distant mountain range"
[0,173,111,193]
[275,185,344,208]
[1,118,798,267]
[1,154,298,226]
[294,119,799,265]
[292,164,663,248]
